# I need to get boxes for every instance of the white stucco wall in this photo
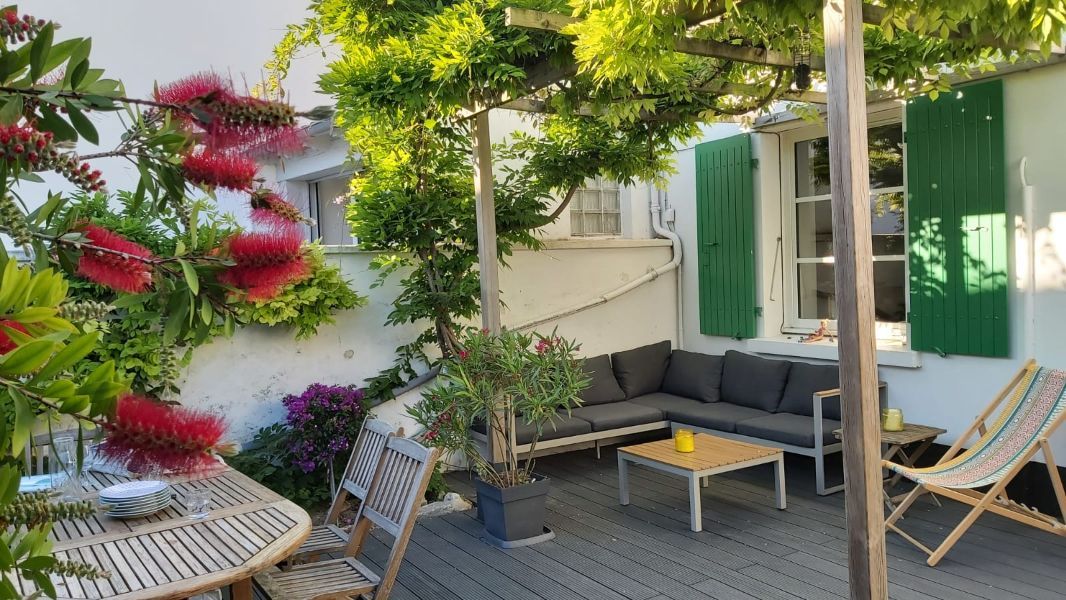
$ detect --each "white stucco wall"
[180,241,678,441]
[667,62,1066,461]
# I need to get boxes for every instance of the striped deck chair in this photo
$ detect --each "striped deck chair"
[884,360,1066,566]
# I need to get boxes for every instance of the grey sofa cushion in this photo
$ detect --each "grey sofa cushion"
[661,350,723,402]
[720,350,792,412]
[735,413,841,448]
[471,412,592,445]
[777,362,842,420]
[570,401,665,432]
[667,402,772,433]
[612,341,672,399]
[579,354,626,406]
[630,392,706,420]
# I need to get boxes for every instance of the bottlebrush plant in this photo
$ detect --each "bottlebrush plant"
[100,394,237,474]
[0,8,344,598]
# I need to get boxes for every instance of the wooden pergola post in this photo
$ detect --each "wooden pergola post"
[822,1,888,598]
[472,111,502,335]
[472,111,508,463]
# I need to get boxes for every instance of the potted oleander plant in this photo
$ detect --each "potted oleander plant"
[409,328,588,546]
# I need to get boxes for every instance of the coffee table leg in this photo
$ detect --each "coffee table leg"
[688,473,703,532]
[618,453,630,506]
[774,457,787,510]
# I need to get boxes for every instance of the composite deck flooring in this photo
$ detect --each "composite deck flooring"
[257,445,1066,600]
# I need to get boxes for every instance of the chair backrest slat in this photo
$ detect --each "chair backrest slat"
[361,436,438,537]
[325,419,400,525]
[352,435,439,600]
[339,419,400,501]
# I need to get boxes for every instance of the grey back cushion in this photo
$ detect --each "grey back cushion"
[777,362,842,420]
[611,341,672,399]
[579,354,626,406]
[720,350,792,412]
[661,350,724,402]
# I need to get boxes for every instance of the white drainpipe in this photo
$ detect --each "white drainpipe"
[1021,157,1036,359]
[650,185,685,349]
[513,183,682,332]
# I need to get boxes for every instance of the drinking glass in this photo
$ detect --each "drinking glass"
[50,437,83,501]
[184,488,211,519]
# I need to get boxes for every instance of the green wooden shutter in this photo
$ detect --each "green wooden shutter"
[906,79,1008,357]
[695,134,756,339]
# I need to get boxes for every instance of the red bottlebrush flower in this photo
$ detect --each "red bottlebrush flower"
[250,189,311,229]
[156,71,306,156]
[76,224,155,293]
[0,320,28,354]
[155,71,233,106]
[219,228,310,300]
[182,150,258,191]
[100,394,235,474]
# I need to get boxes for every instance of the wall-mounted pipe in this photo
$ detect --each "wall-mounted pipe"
[513,184,682,332]
[1021,157,1036,359]
[651,186,685,349]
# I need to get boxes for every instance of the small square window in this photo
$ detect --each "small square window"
[570,177,622,237]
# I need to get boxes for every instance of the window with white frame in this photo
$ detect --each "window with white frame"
[786,122,906,337]
[570,177,621,236]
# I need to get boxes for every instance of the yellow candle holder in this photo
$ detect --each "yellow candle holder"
[674,429,695,453]
[883,408,904,432]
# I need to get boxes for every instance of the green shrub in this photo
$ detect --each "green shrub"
[235,243,367,340]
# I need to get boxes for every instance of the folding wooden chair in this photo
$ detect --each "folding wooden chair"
[263,436,440,600]
[884,360,1066,566]
[285,418,401,565]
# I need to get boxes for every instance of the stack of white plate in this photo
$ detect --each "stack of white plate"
[99,481,172,519]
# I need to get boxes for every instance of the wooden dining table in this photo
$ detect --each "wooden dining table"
[15,467,311,600]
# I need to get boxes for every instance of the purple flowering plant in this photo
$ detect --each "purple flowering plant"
[283,383,371,491]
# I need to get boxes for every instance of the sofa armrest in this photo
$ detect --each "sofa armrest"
[811,380,887,428]
[812,380,887,398]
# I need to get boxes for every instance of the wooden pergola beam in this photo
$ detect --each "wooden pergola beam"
[505,7,825,71]
[460,60,578,119]
[500,83,827,118]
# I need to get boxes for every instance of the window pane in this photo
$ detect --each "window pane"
[871,192,905,255]
[603,190,620,211]
[868,124,903,190]
[796,200,833,258]
[571,213,584,236]
[797,193,905,258]
[795,137,830,197]
[585,213,603,235]
[604,212,621,235]
[795,123,903,197]
[798,261,907,323]
[797,263,837,320]
[873,261,906,322]
[582,190,601,211]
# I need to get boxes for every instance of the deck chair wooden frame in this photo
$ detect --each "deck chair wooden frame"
[885,359,1066,566]
[285,418,401,565]
[264,435,440,600]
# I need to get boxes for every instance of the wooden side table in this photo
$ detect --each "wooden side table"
[833,422,947,509]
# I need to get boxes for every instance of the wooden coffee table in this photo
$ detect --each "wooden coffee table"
[617,433,785,532]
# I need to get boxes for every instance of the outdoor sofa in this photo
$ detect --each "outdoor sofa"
[471,341,885,495]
